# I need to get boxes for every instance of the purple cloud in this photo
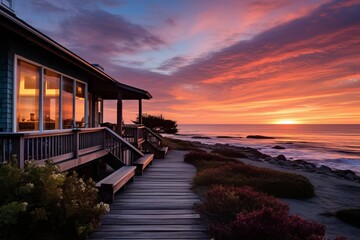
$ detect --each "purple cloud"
[52,9,165,62]
[157,56,189,72]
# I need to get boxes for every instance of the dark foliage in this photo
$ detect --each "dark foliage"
[211,148,248,158]
[210,207,325,240]
[162,137,200,151]
[134,114,178,134]
[200,185,288,222]
[184,151,314,198]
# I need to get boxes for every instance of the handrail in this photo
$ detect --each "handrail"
[104,128,144,157]
[144,127,163,141]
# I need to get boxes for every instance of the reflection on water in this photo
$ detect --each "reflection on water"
[171,124,360,174]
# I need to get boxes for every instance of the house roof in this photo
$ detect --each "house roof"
[0,7,152,100]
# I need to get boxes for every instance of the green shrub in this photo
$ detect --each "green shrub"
[0,158,109,240]
[184,151,242,170]
[336,208,360,228]
[211,148,247,158]
[193,163,314,198]
[162,137,200,151]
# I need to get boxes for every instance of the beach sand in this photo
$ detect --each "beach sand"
[236,156,360,240]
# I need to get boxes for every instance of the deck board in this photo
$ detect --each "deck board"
[89,150,208,239]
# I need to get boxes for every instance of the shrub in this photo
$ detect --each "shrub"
[336,208,360,228]
[210,207,326,240]
[162,138,200,151]
[193,163,314,198]
[211,148,247,158]
[200,185,288,222]
[184,151,241,168]
[0,158,109,240]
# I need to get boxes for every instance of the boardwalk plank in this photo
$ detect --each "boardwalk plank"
[89,151,208,240]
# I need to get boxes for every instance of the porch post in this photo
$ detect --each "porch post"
[117,92,123,135]
[138,99,143,124]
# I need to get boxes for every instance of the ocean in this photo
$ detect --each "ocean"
[167,124,360,174]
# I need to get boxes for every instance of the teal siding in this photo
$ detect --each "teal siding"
[0,44,13,132]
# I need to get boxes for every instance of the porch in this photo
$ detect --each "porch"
[0,125,166,171]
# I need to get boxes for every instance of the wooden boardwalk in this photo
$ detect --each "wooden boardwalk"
[89,150,209,240]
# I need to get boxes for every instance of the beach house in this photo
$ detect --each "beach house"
[0,1,166,182]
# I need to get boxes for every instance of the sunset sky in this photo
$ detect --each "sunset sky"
[15,0,360,124]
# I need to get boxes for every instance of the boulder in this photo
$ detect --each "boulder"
[317,165,333,175]
[247,135,275,139]
[276,154,287,161]
[272,145,286,149]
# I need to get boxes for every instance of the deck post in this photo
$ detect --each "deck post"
[117,92,123,135]
[73,129,81,161]
[12,136,25,168]
[138,99,143,124]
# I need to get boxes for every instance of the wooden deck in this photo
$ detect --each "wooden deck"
[89,150,209,240]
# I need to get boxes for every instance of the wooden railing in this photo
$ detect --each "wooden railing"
[144,127,163,148]
[123,124,146,146]
[0,127,143,170]
[122,125,163,149]
[104,128,143,166]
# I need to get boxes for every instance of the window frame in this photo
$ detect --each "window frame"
[13,55,88,132]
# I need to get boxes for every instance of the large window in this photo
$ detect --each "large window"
[17,60,40,131]
[15,57,87,132]
[62,77,74,129]
[44,69,60,130]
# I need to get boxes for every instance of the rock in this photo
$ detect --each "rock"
[317,165,333,175]
[191,136,211,139]
[268,158,277,164]
[247,135,275,139]
[345,173,356,180]
[272,145,286,149]
[276,154,287,161]
[217,136,241,138]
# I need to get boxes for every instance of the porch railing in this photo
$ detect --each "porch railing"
[123,124,146,146]
[0,127,143,170]
[122,124,163,149]
[144,127,163,148]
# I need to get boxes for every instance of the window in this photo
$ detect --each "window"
[15,57,88,132]
[44,69,60,130]
[16,60,40,131]
[75,82,85,128]
[62,77,74,129]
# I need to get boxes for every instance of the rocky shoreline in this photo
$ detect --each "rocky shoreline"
[183,140,360,182]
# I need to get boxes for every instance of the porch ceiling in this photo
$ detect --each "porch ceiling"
[91,80,152,100]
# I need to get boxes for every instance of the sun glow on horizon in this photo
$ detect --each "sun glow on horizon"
[273,119,300,124]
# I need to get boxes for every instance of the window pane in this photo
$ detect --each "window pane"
[17,60,40,131]
[62,77,74,129]
[75,82,85,128]
[44,70,60,130]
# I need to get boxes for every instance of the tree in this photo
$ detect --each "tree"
[134,114,178,134]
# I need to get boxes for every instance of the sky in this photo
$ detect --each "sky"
[13,0,360,124]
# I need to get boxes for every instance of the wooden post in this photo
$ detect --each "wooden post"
[73,129,80,164]
[117,92,123,135]
[12,136,25,168]
[138,99,142,125]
